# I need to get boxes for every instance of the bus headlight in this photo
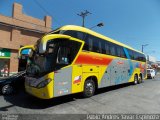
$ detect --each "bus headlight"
[36,79,51,89]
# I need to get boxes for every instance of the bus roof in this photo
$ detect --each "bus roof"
[57,25,143,54]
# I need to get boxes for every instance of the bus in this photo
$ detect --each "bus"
[18,45,34,71]
[25,25,147,99]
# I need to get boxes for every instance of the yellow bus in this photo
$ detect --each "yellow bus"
[18,45,34,71]
[25,25,147,99]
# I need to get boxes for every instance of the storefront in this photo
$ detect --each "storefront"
[0,48,11,77]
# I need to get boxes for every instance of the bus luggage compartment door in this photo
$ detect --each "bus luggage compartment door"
[54,67,72,97]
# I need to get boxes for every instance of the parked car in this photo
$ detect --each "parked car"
[0,71,25,95]
[147,69,156,79]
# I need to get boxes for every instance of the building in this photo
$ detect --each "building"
[146,55,156,68]
[156,61,160,68]
[0,3,52,75]
[147,55,156,64]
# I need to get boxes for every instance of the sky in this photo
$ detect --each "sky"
[0,0,160,60]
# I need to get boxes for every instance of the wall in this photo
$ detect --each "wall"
[0,3,52,73]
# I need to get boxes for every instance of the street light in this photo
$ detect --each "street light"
[90,22,104,29]
[142,44,148,52]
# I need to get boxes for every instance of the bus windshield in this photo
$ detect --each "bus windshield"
[26,39,81,77]
[46,29,86,42]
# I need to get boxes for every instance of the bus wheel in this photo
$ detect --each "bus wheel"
[83,79,95,98]
[133,75,138,85]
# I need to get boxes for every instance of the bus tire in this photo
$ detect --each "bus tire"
[83,79,95,98]
[133,75,138,85]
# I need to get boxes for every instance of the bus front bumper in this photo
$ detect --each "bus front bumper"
[25,81,54,99]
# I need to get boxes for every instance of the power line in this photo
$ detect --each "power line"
[77,10,91,27]
[34,0,61,28]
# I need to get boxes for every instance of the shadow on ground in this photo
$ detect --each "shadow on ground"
[2,83,133,110]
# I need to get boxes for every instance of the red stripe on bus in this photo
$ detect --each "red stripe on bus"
[75,53,113,65]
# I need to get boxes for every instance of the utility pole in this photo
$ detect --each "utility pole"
[142,44,148,52]
[77,10,91,27]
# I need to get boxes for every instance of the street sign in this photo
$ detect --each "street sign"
[0,49,11,58]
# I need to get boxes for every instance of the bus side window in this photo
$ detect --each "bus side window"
[98,39,102,53]
[134,51,138,61]
[77,32,85,40]
[110,43,116,56]
[83,34,91,51]
[128,49,134,59]
[101,40,106,54]
[88,37,93,51]
[91,36,102,53]
[83,39,89,51]
[121,47,126,58]
[138,53,143,61]
[116,46,121,57]
[92,38,99,53]
[117,46,126,58]
[105,42,110,55]
[83,35,93,51]
[142,54,146,62]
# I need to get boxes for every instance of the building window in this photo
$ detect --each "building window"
[0,49,11,77]
[0,59,10,77]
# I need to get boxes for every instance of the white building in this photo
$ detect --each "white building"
[157,61,160,68]
[146,55,157,68]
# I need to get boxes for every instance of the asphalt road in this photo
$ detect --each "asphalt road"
[0,74,160,116]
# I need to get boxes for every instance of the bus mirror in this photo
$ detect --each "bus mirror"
[20,48,32,58]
